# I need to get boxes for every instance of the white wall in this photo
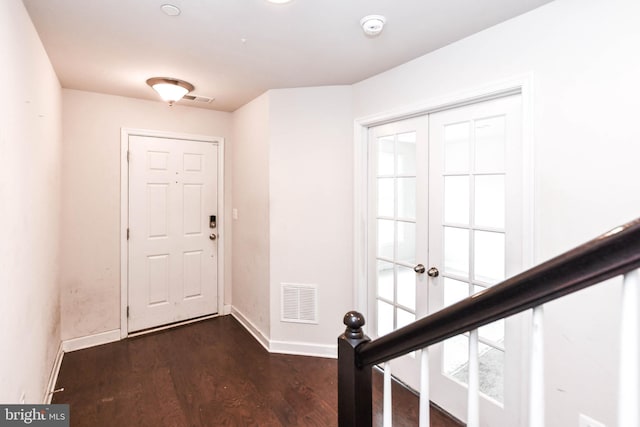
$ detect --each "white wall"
[231,93,272,337]
[353,0,640,425]
[268,86,353,354]
[61,89,232,340]
[0,0,62,403]
[230,87,354,354]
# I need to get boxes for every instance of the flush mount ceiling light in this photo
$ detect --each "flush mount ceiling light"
[265,0,294,4]
[160,4,181,16]
[146,77,194,106]
[360,15,386,37]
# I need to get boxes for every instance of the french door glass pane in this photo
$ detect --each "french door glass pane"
[397,266,416,310]
[377,300,394,336]
[444,226,469,278]
[377,178,394,217]
[397,177,416,219]
[444,175,470,224]
[474,116,505,172]
[397,221,416,264]
[377,260,394,301]
[478,343,504,403]
[444,334,469,381]
[479,319,505,345]
[377,219,394,260]
[474,230,505,284]
[475,175,505,229]
[446,340,505,404]
[377,137,395,175]
[397,132,416,175]
[444,122,470,173]
[443,277,469,307]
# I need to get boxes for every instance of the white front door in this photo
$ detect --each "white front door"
[128,135,219,332]
[367,95,525,426]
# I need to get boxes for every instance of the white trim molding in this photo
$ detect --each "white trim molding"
[223,304,232,315]
[62,329,121,353]
[269,340,337,359]
[120,128,226,338]
[43,342,64,404]
[231,307,270,351]
[231,307,337,359]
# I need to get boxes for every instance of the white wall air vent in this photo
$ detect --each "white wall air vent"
[281,283,318,324]
[182,94,215,103]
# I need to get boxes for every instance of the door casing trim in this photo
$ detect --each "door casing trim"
[352,73,536,321]
[120,128,226,339]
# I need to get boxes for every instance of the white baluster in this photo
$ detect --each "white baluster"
[468,329,479,427]
[529,306,545,427]
[619,269,639,427]
[384,361,392,427]
[419,348,430,427]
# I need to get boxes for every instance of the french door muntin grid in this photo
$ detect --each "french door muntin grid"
[375,131,418,338]
[440,114,508,404]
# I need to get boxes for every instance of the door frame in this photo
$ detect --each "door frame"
[353,74,535,317]
[120,128,226,338]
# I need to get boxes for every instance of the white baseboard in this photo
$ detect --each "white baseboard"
[223,304,232,315]
[269,340,337,359]
[62,329,121,353]
[43,342,64,404]
[230,306,337,359]
[231,307,270,352]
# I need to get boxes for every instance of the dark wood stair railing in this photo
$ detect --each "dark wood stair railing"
[338,217,640,426]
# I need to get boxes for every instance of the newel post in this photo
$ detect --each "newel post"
[338,311,372,427]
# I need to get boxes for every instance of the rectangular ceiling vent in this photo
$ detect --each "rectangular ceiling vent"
[182,94,215,103]
[281,283,318,324]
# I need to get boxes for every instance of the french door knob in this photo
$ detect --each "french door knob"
[427,267,440,277]
[414,264,426,274]
[209,233,217,240]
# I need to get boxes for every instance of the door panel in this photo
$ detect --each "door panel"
[128,135,218,332]
[428,95,523,426]
[368,117,429,390]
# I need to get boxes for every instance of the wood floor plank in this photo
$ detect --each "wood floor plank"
[53,315,463,427]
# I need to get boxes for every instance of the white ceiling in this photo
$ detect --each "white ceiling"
[23,0,553,112]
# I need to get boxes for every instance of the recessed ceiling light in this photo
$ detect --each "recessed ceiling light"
[266,0,294,4]
[161,4,181,16]
[360,15,386,37]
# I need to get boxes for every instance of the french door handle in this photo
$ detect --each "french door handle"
[414,264,426,274]
[427,267,440,277]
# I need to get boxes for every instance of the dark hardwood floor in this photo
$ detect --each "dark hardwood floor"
[53,315,463,427]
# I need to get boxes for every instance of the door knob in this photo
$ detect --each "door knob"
[209,234,217,240]
[414,264,426,274]
[427,267,439,277]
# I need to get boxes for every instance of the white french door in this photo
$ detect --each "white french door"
[367,95,525,426]
[367,117,429,391]
[128,135,219,332]
[427,95,524,426]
